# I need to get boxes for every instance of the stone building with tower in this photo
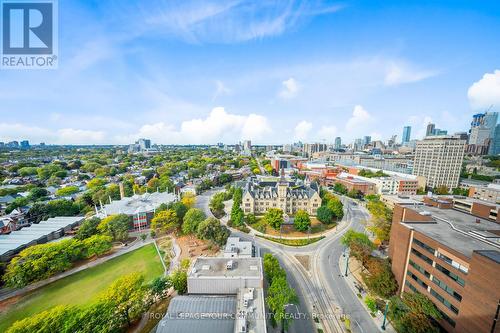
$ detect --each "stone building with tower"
[241,170,321,216]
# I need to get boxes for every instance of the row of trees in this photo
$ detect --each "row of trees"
[4,214,131,288]
[263,254,298,332]
[230,187,244,226]
[341,229,441,331]
[4,235,112,288]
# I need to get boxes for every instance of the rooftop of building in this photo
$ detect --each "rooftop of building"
[0,216,84,256]
[401,204,500,258]
[224,237,253,257]
[235,287,267,333]
[189,257,263,279]
[156,295,237,333]
[99,191,176,216]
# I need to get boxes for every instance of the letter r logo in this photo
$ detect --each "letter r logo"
[2,1,53,54]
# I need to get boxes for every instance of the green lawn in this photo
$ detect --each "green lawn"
[0,244,163,332]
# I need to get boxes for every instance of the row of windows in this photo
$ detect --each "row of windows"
[432,276,462,302]
[413,238,435,255]
[430,288,459,315]
[435,263,465,287]
[409,260,430,278]
[436,252,468,274]
[407,271,428,289]
[411,248,433,265]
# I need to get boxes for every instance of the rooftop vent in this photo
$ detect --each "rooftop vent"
[202,265,210,270]
[227,260,234,270]
[249,265,258,271]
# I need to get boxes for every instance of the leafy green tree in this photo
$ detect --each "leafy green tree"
[181,192,196,208]
[86,177,106,189]
[170,269,188,295]
[245,213,257,225]
[170,201,188,223]
[263,253,286,284]
[149,276,172,301]
[99,273,148,328]
[265,208,284,230]
[317,205,334,224]
[209,192,225,215]
[182,208,206,234]
[364,296,377,314]
[97,214,130,242]
[294,210,311,231]
[341,229,375,265]
[55,186,79,197]
[333,183,348,195]
[6,305,77,333]
[389,293,442,333]
[151,209,179,233]
[362,258,398,298]
[196,217,230,246]
[266,276,298,332]
[27,187,48,201]
[82,235,113,258]
[75,217,101,240]
[18,166,38,176]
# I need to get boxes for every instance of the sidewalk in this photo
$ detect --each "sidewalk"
[0,237,152,302]
[338,255,397,333]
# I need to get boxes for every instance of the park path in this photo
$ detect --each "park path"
[0,236,153,303]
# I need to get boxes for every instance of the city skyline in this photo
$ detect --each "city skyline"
[1,1,500,145]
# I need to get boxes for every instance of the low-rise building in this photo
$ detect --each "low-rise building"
[224,237,254,258]
[242,172,321,216]
[467,182,500,204]
[327,172,377,195]
[389,197,500,333]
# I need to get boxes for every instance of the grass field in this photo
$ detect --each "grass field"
[0,243,163,332]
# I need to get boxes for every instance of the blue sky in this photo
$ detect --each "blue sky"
[1,0,500,145]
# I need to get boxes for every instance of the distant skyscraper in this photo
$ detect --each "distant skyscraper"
[489,124,500,155]
[334,137,342,149]
[243,140,252,151]
[137,138,151,150]
[363,136,371,145]
[426,123,435,137]
[402,126,411,144]
[468,112,498,155]
[20,140,30,149]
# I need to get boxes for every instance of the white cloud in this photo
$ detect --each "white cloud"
[467,70,500,111]
[384,61,437,86]
[138,1,344,43]
[279,77,300,99]
[212,80,231,101]
[345,105,372,131]
[294,120,312,140]
[129,107,272,144]
[0,123,105,145]
[317,125,338,140]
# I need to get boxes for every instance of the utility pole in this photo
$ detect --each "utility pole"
[381,300,389,330]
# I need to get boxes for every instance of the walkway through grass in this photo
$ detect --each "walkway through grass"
[0,243,163,332]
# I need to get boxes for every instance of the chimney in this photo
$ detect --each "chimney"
[119,183,125,199]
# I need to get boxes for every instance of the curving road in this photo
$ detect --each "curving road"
[196,188,380,333]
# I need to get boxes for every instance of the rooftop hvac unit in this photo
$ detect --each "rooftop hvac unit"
[202,265,210,270]
[419,211,431,216]
[227,260,234,270]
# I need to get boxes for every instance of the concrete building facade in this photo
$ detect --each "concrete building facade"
[413,136,466,189]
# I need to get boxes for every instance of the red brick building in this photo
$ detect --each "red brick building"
[389,199,500,332]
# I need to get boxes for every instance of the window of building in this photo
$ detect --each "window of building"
[411,248,433,265]
[409,260,430,278]
[407,271,428,289]
[432,276,462,302]
[413,238,435,255]
[435,263,465,287]
[430,288,459,314]
[438,309,456,328]
[436,252,468,274]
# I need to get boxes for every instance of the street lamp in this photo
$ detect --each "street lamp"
[343,247,349,277]
[381,300,389,330]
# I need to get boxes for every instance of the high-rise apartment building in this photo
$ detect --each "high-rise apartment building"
[334,137,342,149]
[489,124,500,155]
[468,112,498,155]
[389,197,500,333]
[402,126,411,144]
[303,143,327,157]
[363,136,371,145]
[426,123,436,137]
[243,140,252,151]
[412,136,465,189]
